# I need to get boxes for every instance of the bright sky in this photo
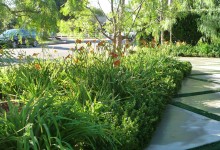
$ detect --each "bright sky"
[90,0,111,13]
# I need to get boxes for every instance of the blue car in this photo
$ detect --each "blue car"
[0,29,38,48]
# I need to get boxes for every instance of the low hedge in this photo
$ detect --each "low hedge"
[0,48,192,150]
[167,42,220,57]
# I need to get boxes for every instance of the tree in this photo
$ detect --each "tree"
[59,3,102,38]
[172,12,202,45]
[198,10,220,43]
[180,0,219,43]
[61,0,146,51]
[196,0,220,43]
[135,0,219,45]
[0,0,59,38]
[90,0,148,51]
[132,0,183,45]
[0,0,15,30]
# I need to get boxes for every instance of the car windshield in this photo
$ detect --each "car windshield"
[1,29,18,37]
[1,29,35,38]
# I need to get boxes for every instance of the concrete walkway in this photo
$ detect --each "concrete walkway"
[147,57,220,150]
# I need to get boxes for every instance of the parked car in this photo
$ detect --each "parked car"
[0,29,38,48]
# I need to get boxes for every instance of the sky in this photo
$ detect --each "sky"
[90,0,111,13]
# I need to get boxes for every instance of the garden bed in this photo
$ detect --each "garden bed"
[0,48,192,149]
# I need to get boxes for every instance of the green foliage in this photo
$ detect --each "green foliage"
[165,42,220,57]
[0,1,14,30]
[58,8,99,37]
[17,0,59,37]
[199,10,220,42]
[172,12,202,45]
[0,0,60,39]
[0,48,15,66]
[0,47,191,149]
[60,0,87,16]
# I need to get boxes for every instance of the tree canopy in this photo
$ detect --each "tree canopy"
[0,0,219,45]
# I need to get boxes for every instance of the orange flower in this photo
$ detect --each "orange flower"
[121,52,125,57]
[86,41,92,46]
[151,38,156,48]
[34,64,41,70]
[78,46,84,51]
[141,40,147,45]
[65,54,72,59]
[176,41,181,46]
[98,41,105,47]
[76,39,82,44]
[125,43,130,48]
[113,60,120,66]
[164,41,169,45]
[89,48,94,54]
[32,53,39,57]
[74,58,79,63]
[18,54,24,60]
[110,52,118,58]
[69,47,74,50]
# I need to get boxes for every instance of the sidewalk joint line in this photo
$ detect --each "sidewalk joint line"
[188,76,220,85]
[190,73,214,76]
[171,102,220,121]
[174,90,219,98]
[187,140,220,150]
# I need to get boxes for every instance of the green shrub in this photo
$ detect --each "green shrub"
[167,42,220,57]
[0,47,191,149]
[172,12,202,46]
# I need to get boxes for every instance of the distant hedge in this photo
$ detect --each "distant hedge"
[172,12,202,46]
[138,12,203,46]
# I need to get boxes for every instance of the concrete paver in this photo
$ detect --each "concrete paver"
[179,57,220,74]
[191,69,220,75]
[190,74,220,83]
[179,57,220,66]
[147,105,220,150]
[178,78,220,94]
[174,92,220,116]
[147,57,220,149]
[193,66,220,71]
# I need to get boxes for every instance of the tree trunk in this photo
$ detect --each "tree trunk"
[115,0,125,50]
[168,0,172,5]
[160,0,164,45]
[116,30,123,50]
[169,26,172,43]
[168,0,172,43]
[113,37,117,52]
[160,30,164,45]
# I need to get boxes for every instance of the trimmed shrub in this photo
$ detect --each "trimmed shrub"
[167,42,220,57]
[172,12,202,46]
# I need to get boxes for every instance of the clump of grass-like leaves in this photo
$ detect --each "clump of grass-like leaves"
[0,46,191,150]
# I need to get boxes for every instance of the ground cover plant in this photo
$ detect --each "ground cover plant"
[163,42,220,57]
[0,45,191,150]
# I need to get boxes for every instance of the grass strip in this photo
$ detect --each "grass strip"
[188,76,220,85]
[188,140,220,150]
[171,102,220,121]
[174,90,219,98]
